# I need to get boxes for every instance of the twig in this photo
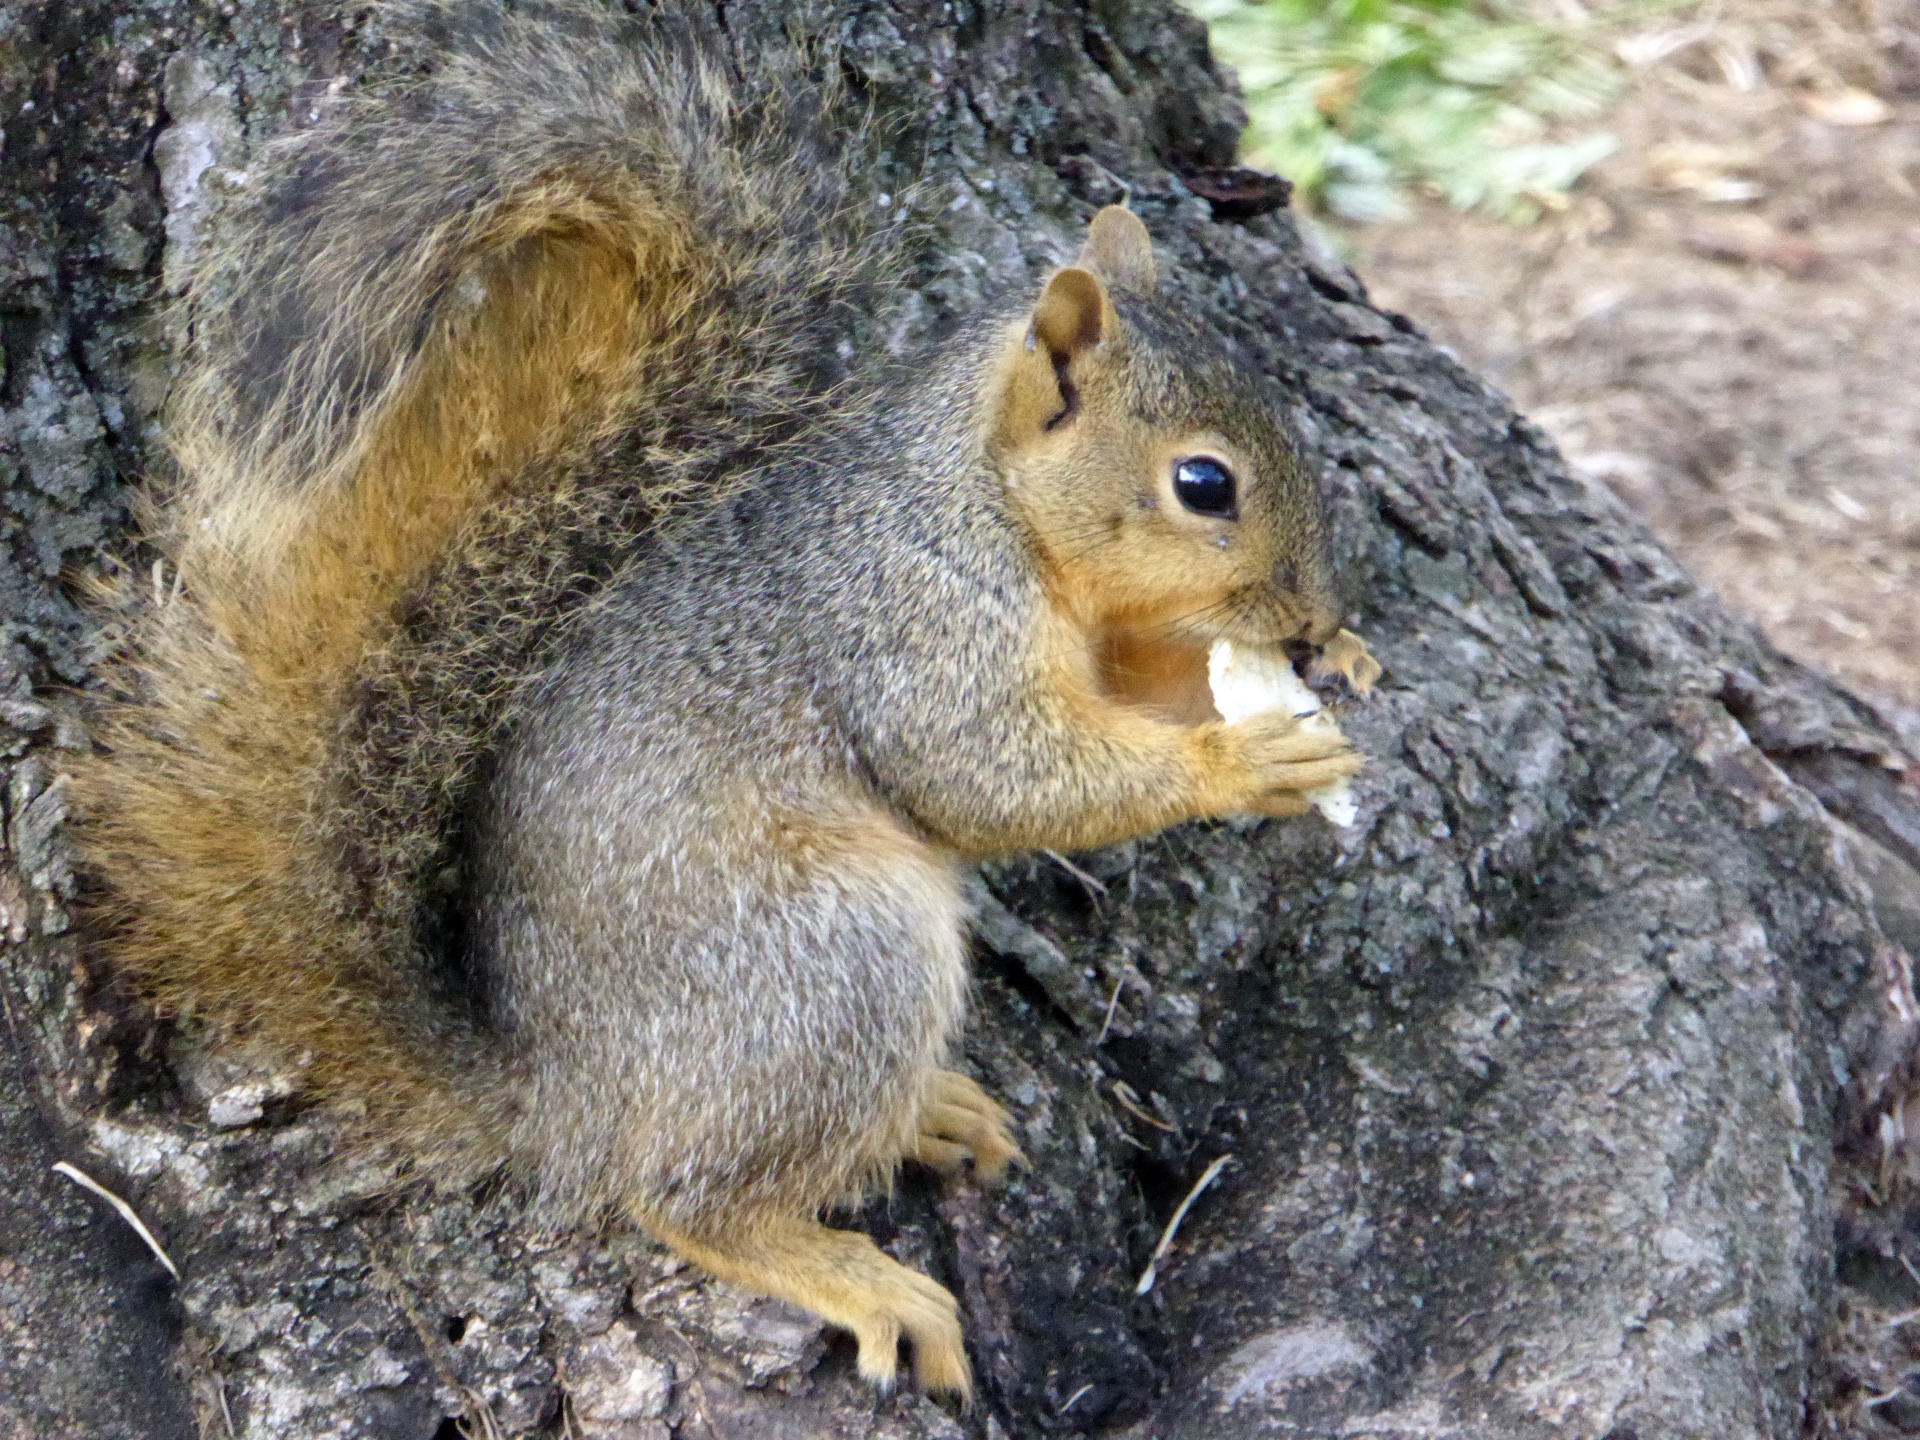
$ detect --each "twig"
[52,1161,180,1280]
[1096,976,1126,1046]
[1134,1153,1233,1296]
[1110,1080,1174,1131]
[1044,850,1108,899]
[1899,1250,1920,1291]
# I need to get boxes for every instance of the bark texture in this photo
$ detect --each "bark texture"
[4,1,1920,1437]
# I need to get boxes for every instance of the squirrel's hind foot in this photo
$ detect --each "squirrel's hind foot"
[651,1213,971,1399]
[909,1070,1024,1182]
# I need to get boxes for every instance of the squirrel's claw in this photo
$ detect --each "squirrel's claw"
[911,1070,1024,1182]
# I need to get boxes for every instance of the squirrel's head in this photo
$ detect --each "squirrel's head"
[987,208,1341,694]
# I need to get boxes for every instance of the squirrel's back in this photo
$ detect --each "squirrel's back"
[78,1,903,1172]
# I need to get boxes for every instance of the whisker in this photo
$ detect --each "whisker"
[1049,593,1245,667]
[1051,520,1125,569]
[1128,594,1241,644]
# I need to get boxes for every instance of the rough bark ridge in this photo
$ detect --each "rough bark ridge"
[4,1,1919,1437]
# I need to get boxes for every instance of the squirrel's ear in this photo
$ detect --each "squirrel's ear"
[1074,206,1156,293]
[995,267,1114,452]
[1029,266,1111,366]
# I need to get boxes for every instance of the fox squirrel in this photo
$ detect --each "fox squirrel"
[76,0,1377,1399]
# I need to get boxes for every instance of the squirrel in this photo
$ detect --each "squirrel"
[75,0,1378,1399]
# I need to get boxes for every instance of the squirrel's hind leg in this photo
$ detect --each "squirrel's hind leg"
[909,1070,1023,1181]
[649,1211,971,1398]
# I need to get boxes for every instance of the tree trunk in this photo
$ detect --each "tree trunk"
[4,1,1919,1436]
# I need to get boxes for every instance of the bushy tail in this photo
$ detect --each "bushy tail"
[76,0,902,1176]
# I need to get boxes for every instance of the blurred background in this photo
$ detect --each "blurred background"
[1189,0,1920,712]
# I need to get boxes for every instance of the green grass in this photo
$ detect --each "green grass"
[1188,0,1665,222]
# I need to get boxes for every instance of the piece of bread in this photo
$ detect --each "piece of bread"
[1206,640,1359,827]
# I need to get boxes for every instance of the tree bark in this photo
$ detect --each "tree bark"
[4,1,1919,1437]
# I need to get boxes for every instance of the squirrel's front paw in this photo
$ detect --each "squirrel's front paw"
[1309,627,1383,699]
[910,1070,1023,1181]
[1208,711,1363,811]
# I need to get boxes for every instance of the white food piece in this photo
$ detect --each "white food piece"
[1207,639,1358,827]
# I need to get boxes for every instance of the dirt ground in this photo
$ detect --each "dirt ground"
[1347,0,1920,716]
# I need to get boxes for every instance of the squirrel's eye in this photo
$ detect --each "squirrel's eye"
[1172,456,1238,519]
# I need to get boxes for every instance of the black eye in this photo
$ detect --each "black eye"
[1172,456,1238,519]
